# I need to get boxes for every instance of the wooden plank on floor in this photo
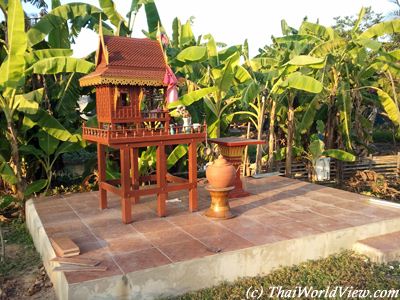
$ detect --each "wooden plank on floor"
[50,237,80,258]
[51,257,101,267]
[53,265,107,272]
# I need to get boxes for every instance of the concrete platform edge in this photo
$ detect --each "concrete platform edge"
[26,196,400,299]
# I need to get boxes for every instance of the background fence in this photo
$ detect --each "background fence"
[270,153,400,182]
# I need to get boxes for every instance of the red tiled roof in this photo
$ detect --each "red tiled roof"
[80,36,168,87]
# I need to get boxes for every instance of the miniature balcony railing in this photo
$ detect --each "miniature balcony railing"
[82,123,206,144]
[111,109,170,122]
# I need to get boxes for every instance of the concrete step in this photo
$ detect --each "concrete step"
[353,231,400,263]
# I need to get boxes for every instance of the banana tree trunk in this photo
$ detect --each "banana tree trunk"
[267,98,276,171]
[326,99,335,149]
[7,120,25,201]
[243,122,251,176]
[255,97,266,174]
[285,98,294,177]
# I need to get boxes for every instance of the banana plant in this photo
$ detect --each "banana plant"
[305,136,356,182]
[170,41,247,137]
[301,121,355,181]
[20,132,81,193]
[0,0,94,200]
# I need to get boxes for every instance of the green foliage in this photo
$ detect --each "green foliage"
[27,3,103,46]
[176,46,207,62]
[167,145,188,169]
[0,0,399,197]
[282,72,323,94]
[99,0,129,36]
[360,19,400,39]
[26,57,94,75]
[24,179,48,197]
[0,0,26,92]
[323,149,356,162]
[0,161,17,185]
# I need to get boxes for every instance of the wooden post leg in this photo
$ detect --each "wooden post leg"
[188,142,198,212]
[120,148,132,224]
[97,144,107,209]
[156,144,167,217]
[130,148,139,204]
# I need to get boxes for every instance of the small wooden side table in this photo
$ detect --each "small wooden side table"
[209,137,265,198]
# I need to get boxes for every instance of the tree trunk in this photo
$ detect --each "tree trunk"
[243,122,251,176]
[326,99,335,150]
[285,99,294,177]
[267,98,276,172]
[7,120,25,201]
[255,97,266,174]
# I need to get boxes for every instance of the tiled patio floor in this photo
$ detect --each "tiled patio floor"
[27,176,400,299]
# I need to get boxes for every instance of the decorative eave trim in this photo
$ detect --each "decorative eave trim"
[79,76,167,87]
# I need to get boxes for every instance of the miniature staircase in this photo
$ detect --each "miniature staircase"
[353,231,400,263]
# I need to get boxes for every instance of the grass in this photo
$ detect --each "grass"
[169,251,400,300]
[0,219,41,278]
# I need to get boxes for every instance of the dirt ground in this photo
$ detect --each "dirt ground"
[0,225,56,300]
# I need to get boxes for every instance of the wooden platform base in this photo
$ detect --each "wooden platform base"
[96,138,203,223]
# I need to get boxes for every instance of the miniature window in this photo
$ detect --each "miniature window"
[119,90,130,106]
[142,87,164,111]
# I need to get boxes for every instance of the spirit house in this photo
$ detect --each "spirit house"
[80,33,206,223]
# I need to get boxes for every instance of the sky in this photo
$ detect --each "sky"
[26,0,397,58]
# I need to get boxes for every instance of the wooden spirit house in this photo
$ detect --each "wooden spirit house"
[80,34,206,223]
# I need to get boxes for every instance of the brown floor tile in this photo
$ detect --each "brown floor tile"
[179,222,233,239]
[280,210,324,222]
[273,221,323,239]
[231,203,263,215]
[40,211,80,225]
[334,202,400,220]
[113,248,171,273]
[306,193,350,205]
[358,231,400,252]
[104,233,153,255]
[64,254,122,284]
[198,231,254,253]
[301,216,352,232]
[329,212,380,226]
[242,225,291,245]
[77,240,108,256]
[309,205,350,217]
[44,220,88,235]
[33,198,68,209]
[262,200,307,212]
[290,197,329,208]
[92,223,137,240]
[132,218,176,234]
[49,229,98,245]
[252,213,295,227]
[167,213,210,227]
[131,206,159,222]
[35,204,73,215]
[143,227,194,247]
[81,210,122,228]
[158,239,213,262]
[218,216,264,235]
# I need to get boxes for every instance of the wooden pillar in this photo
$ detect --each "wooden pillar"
[130,148,139,204]
[188,141,198,212]
[156,143,167,217]
[120,148,132,224]
[97,144,107,209]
